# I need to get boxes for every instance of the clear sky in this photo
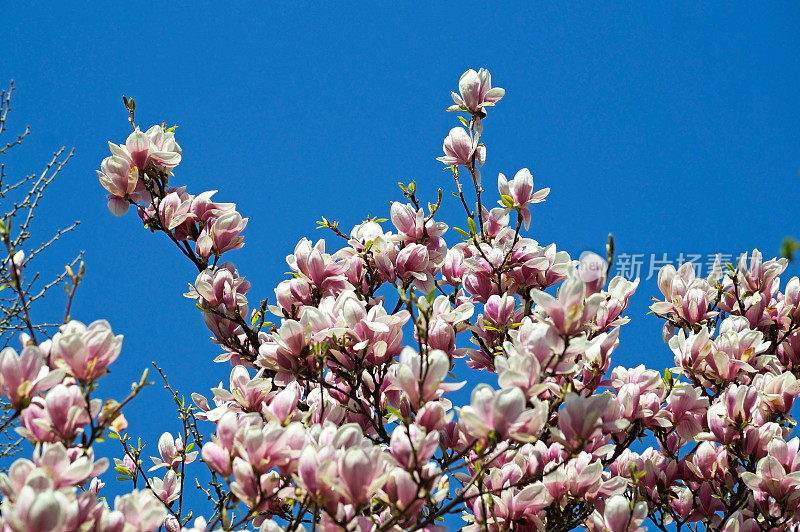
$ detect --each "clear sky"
[2,2,800,529]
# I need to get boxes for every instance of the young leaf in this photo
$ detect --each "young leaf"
[467,217,477,235]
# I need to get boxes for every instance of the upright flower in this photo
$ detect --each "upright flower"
[50,320,123,382]
[448,68,505,117]
[436,127,485,167]
[196,210,248,258]
[497,168,550,230]
[0,347,63,410]
[587,495,648,532]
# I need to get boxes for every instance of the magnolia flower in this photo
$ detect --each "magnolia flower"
[742,448,800,517]
[97,155,138,198]
[389,423,439,469]
[229,459,282,509]
[97,155,143,216]
[530,269,604,336]
[659,384,709,440]
[552,392,627,450]
[436,127,484,167]
[457,384,528,439]
[50,319,122,381]
[0,346,63,410]
[100,125,182,215]
[191,190,236,222]
[110,126,182,171]
[392,348,463,408]
[284,238,351,295]
[335,446,387,505]
[497,169,549,230]
[150,432,197,471]
[389,202,449,264]
[32,443,108,489]
[158,191,195,232]
[17,384,97,442]
[507,241,572,292]
[200,411,238,477]
[448,68,505,117]
[651,263,719,328]
[396,243,430,280]
[111,489,168,531]
[149,470,180,504]
[10,250,24,281]
[0,475,75,532]
[587,494,648,532]
[187,262,251,313]
[114,454,136,477]
[390,202,425,240]
[196,210,248,258]
[735,249,787,294]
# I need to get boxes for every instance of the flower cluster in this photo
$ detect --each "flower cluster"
[77,68,800,531]
[98,125,181,216]
[0,319,164,531]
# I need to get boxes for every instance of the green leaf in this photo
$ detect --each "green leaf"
[386,406,402,419]
[426,287,435,305]
[467,217,477,235]
[114,466,131,476]
[501,195,515,209]
[781,237,800,263]
[453,227,470,238]
[458,115,469,127]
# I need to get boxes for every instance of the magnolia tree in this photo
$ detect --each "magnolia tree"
[1,70,800,532]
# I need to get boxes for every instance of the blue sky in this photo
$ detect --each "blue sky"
[2,2,800,528]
